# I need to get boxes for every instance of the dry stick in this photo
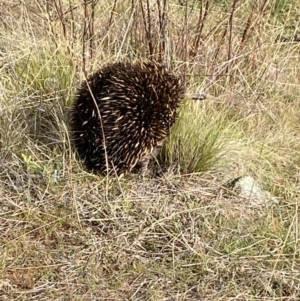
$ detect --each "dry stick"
[84,80,110,176]
[32,0,47,19]
[54,0,67,40]
[183,0,189,80]
[237,0,269,54]
[162,0,168,64]
[46,0,72,65]
[89,0,97,61]
[226,0,239,75]
[45,3,58,49]
[45,1,70,61]
[51,1,92,20]
[139,0,153,56]
[82,0,89,75]
[157,0,163,60]
[156,0,168,62]
[212,0,236,81]
[116,1,138,58]
[193,0,210,55]
[146,0,153,56]
[131,0,138,48]
[68,0,76,55]
[108,0,118,30]
[145,0,154,56]
[52,0,74,59]
[238,8,254,53]
[23,1,48,22]
[260,0,270,14]
[213,16,229,61]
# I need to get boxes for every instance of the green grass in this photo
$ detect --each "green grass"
[160,101,244,173]
[0,0,299,300]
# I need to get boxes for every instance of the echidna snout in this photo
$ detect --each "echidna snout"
[70,61,185,175]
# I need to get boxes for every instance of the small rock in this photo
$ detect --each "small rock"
[223,176,279,207]
[190,93,207,100]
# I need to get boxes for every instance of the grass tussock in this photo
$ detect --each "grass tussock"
[0,0,300,300]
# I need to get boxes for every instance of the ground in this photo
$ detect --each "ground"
[0,0,299,300]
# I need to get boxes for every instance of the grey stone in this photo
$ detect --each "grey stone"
[224,176,279,207]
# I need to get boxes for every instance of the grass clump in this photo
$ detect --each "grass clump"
[160,101,243,173]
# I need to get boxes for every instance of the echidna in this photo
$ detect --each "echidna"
[70,61,185,175]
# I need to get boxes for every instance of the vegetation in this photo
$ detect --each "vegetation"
[0,0,299,299]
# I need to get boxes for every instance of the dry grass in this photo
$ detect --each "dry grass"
[0,0,300,300]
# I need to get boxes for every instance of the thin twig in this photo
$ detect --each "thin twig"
[108,0,118,30]
[193,0,210,55]
[226,0,239,75]
[82,0,88,75]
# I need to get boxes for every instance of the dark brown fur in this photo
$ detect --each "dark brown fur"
[70,61,185,175]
